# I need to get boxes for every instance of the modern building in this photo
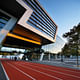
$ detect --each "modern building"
[0,0,57,52]
[40,35,65,61]
[42,35,65,54]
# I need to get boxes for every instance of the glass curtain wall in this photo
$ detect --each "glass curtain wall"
[0,12,10,31]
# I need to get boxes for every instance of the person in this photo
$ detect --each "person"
[61,58,63,62]
[14,57,17,61]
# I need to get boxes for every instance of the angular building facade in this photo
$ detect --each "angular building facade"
[0,0,57,49]
[39,35,65,61]
[42,35,65,54]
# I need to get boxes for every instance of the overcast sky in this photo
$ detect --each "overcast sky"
[38,0,80,42]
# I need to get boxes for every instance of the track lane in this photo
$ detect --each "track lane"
[20,61,80,77]
[24,61,80,73]
[2,61,80,80]
[15,61,80,80]
[27,62,80,72]
[9,61,61,80]
[2,61,35,80]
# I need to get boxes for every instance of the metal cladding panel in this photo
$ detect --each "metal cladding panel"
[0,9,17,44]
[16,0,57,43]
[0,0,58,48]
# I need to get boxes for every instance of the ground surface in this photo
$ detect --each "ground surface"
[33,60,80,70]
[0,61,7,80]
[1,60,80,80]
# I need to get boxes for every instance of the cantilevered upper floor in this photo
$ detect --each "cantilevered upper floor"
[0,0,58,48]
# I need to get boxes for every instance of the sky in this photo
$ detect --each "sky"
[42,35,65,53]
[38,0,80,42]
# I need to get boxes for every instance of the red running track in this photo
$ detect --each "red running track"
[1,60,80,80]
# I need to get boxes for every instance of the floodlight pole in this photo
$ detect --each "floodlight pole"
[77,47,79,67]
[61,53,63,62]
[77,33,80,67]
[0,44,2,51]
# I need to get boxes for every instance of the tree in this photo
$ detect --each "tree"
[63,23,80,54]
[63,23,80,66]
[62,44,70,56]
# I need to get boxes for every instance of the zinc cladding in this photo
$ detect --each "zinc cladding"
[23,0,57,39]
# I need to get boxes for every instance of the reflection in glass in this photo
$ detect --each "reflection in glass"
[0,12,10,31]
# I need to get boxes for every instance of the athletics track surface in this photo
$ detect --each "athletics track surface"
[1,60,80,80]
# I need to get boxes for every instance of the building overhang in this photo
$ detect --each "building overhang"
[7,33,41,45]
[0,0,57,49]
[3,24,54,48]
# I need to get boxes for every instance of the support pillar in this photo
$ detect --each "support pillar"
[0,44,2,51]
[55,54,57,59]
[48,53,51,61]
[0,44,2,56]
[40,53,44,61]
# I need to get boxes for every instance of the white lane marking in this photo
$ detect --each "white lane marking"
[20,62,80,79]
[14,63,62,80]
[1,62,10,80]
[23,62,80,74]
[7,62,36,80]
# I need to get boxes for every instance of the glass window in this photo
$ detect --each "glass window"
[23,0,56,30]
[23,0,56,38]
[0,12,10,31]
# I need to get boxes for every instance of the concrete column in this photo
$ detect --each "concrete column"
[40,53,44,61]
[48,53,51,61]
[0,44,2,51]
[0,9,17,44]
[55,54,58,59]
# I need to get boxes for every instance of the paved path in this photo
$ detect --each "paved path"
[0,61,7,80]
[32,60,80,70]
